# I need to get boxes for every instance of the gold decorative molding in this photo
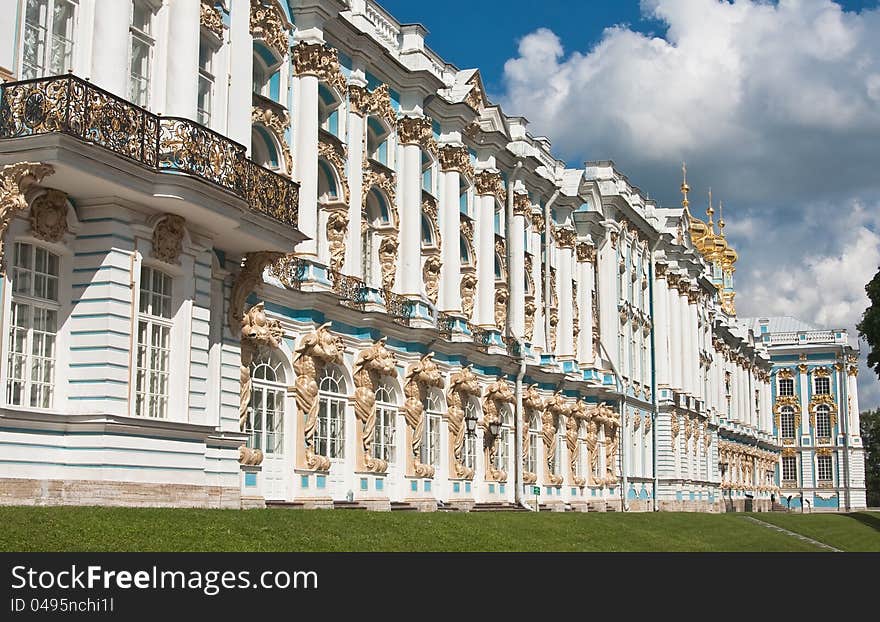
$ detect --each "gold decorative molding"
[397,115,437,155]
[447,366,481,480]
[438,144,474,179]
[482,378,514,482]
[543,392,569,486]
[565,410,585,487]
[151,214,185,265]
[200,2,224,37]
[238,302,283,466]
[291,43,346,94]
[553,226,576,249]
[318,135,350,203]
[227,251,284,335]
[352,338,398,474]
[0,162,55,272]
[29,188,69,243]
[530,211,545,233]
[326,208,348,273]
[460,272,477,320]
[349,83,396,125]
[513,192,531,217]
[378,235,398,292]
[474,170,506,205]
[576,241,595,262]
[524,297,536,343]
[251,1,289,59]
[252,105,292,174]
[294,323,344,471]
[464,74,487,112]
[403,353,443,478]
[522,384,543,485]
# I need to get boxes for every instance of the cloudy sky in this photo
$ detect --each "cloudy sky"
[381,0,880,409]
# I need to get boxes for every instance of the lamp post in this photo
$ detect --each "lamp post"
[465,408,478,438]
[719,461,728,512]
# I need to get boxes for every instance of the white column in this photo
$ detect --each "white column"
[682,288,695,395]
[509,206,527,338]
[164,0,199,118]
[847,371,859,437]
[557,245,574,357]
[439,165,461,312]
[345,90,365,275]
[531,221,545,350]
[654,268,670,387]
[90,0,131,97]
[599,233,617,366]
[577,244,595,366]
[398,139,422,296]
[228,0,253,150]
[293,70,319,256]
[669,280,682,391]
[475,193,495,327]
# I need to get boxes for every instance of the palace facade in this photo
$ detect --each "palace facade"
[0,0,865,512]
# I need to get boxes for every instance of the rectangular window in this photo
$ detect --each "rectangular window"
[316,396,345,459]
[421,413,441,467]
[496,428,508,471]
[816,411,832,439]
[814,376,830,395]
[527,431,538,474]
[21,0,77,79]
[780,411,796,439]
[197,37,215,126]
[817,455,832,482]
[129,0,154,107]
[135,266,172,418]
[373,406,395,463]
[464,435,476,471]
[778,377,794,397]
[7,243,59,408]
[782,456,797,482]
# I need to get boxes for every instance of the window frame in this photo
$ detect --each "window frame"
[421,389,443,468]
[778,376,794,397]
[813,375,830,396]
[247,353,286,455]
[373,383,396,464]
[316,366,347,460]
[781,455,797,483]
[134,264,173,419]
[197,31,221,127]
[19,0,79,80]
[779,406,796,440]
[816,454,833,483]
[128,0,157,109]
[815,405,832,439]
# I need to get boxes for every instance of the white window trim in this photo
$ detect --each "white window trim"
[17,0,80,80]
[128,0,159,109]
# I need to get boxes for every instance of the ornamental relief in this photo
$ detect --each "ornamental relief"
[252,106,293,175]
[473,170,506,205]
[352,338,398,474]
[349,83,396,125]
[291,43,347,95]
[422,255,441,305]
[773,395,801,428]
[464,76,487,112]
[251,1,289,60]
[447,366,480,480]
[294,323,344,472]
[530,211,545,233]
[200,2,224,38]
[238,302,283,466]
[397,115,437,155]
[0,161,55,272]
[522,385,543,484]
[325,208,348,273]
[524,297,536,343]
[403,353,444,478]
[422,194,441,249]
[228,251,284,335]
[494,285,508,332]
[460,272,477,320]
[438,144,474,179]
[808,393,838,428]
[566,405,586,487]
[362,158,398,227]
[151,213,185,265]
[572,280,579,341]
[482,378,515,482]
[553,226,576,249]
[543,392,569,486]
[513,192,531,218]
[378,235,398,291]
[29,188,69,243]
[576,241,595,263]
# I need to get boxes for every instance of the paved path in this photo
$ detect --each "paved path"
[743,516,841,552]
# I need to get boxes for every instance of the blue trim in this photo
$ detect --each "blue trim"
[0,458,201,471]
[244,472,257,487]
[67,396,127,402]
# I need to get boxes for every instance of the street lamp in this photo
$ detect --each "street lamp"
[488,417,501,438]
[465,407,478,437]
[718,461,729,511]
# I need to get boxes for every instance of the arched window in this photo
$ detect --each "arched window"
[318,160,339,202]
[248,352,286,455]
[367,117,390,166]
[374,381,396,464]
[421,214,434,247]
[553,415,565,478]
[362,189,391,287]
[494,254,503,280]
[496,406,512,472]
[317,366,346,459]
[421,151,434,194]
[253,41,282,101]
[526,413,539,474]
[780,406,796,439]
[815,405,832,439]
[460,234,472,266]
[251,126,279,171]
[7,242,60,408]
[318,84,341,136]
[421,388,443,468]
[463,398,478,470]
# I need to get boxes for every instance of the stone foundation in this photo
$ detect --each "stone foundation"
[404,498,439,512]
[0,477,241,509]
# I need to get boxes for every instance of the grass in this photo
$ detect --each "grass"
[747,512,880,552]
[5,506,876,552]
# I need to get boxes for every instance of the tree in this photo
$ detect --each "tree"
[857,266,880,380]
[861,409,880,507]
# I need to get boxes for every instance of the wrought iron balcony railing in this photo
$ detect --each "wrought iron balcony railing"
[380,288,414,327]
[0,73,298,228]
[328,269,368,311]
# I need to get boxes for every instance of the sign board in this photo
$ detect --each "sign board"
[532,486,540,496]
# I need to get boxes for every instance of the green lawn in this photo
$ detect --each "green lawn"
[748,512,880,552]
[4,506,874,552]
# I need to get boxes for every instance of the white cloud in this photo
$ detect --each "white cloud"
[499,0,880,408]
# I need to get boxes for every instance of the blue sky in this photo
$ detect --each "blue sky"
[380,0,880,408]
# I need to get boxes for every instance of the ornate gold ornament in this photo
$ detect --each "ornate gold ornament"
[553,226,576,249]
[251,1,289,60]
[530,211,545,233]
[438,144,474,179]
[422,255,442,305]
[576,241,595,262]
[397,115,437,155]
[567,403,587,487]
[494,285,508,332]
[572,280,580,341]
[403,353,444,478]
[524,298,536,343]
[808,393,838,428]
[522,385,543,484]
[772,395,801,428]
[326,208,348,273]
[29,188,69,243]
[294,324,344,471]
[352,338,398,474]
[0,162,55,272]
[422,194,441,249]
[227,251,284,335]
[292,42,347,94]
[151,214,185,265]
[474,170,506,205]
[482,378,514,482]
[447,366,481,480]
[513,192,531,217]
[200,2,224,37]
[671,413,680,439]
[464,74,487,111]
[378,234,398,291]
[460,272,477,320]
[362,158,398,226]
[349,83,396,125]
[543,392,569,486]
[238,302,283,466]
[318,135,350,203]
[548,307,559,352]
